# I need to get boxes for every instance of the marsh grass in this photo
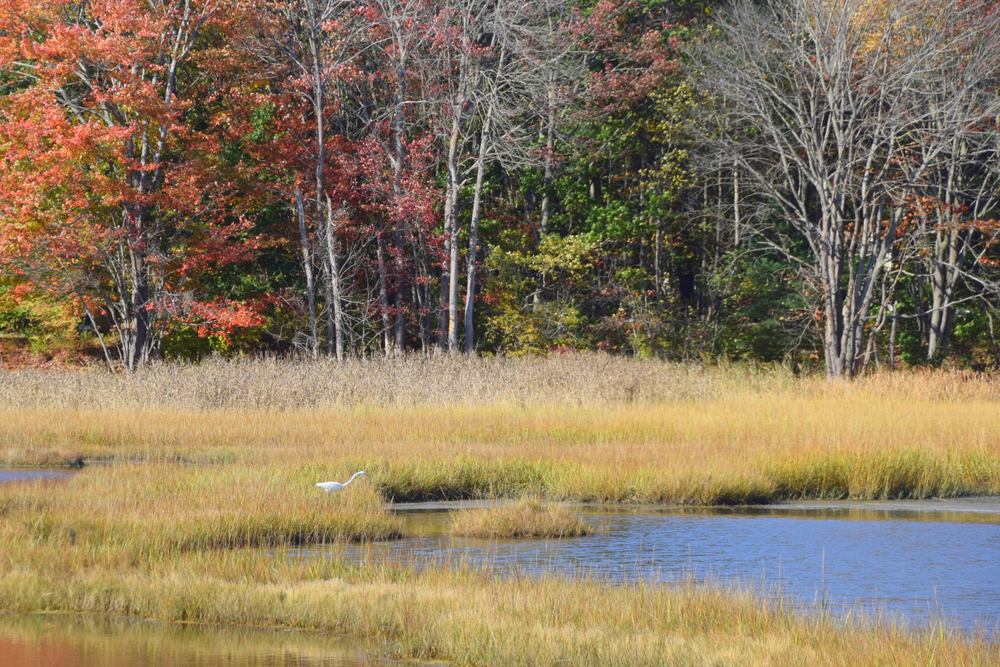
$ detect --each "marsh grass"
[450,499,596,538]
[0,546,995,666]
[0,355,997,666]
[0,466,402,556]
[1,392,997,503]
[0,354,800,409]
[0,440,1000,667]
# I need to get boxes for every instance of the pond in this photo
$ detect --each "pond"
[0,613,395,667]
[293,504,1000,635]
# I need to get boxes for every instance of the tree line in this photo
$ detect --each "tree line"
[0,0,998,377]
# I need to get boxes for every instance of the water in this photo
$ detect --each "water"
[0,469,75,483]
[3,467,997,642]
[0,614,390,666]
[294,505,1000,635]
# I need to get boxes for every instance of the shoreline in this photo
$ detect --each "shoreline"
[391,496,1000,517]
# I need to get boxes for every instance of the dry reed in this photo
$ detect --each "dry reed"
[450,499,595,538]
[0,359,996,667]
[0,369,996,502]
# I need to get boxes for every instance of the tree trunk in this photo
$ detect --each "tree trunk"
[819,241,846,380]
[126,245,151,372]
[927,226,961,362]
[888,302,898,371]
[376,235,393,357]
[732,162,741,247]
[444,112,463,353]
[391,66,408,353]
[463,107,493,354]
[324,196,346,361]
[295,187,319,359]
[540,81,555,237]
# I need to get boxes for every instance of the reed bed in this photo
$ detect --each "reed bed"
[1,389,997,502]
[0,354,799,409]
[451,499,595,538]
[0,544,995,666]
[1,354,995,412]
[0,465,402,555]
[0,355,997,665]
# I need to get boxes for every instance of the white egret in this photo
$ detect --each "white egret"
[315,470,366,493]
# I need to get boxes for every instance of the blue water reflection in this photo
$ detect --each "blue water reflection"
[0,469,75,483]
[296,508,1000,635]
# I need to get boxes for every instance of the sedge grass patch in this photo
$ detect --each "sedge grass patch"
[450,499,596,539]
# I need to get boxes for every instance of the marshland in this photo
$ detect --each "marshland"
[2,0,1000,661]
[0,356,998,665]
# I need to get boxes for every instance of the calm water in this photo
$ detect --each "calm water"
[0,614,387,667]
[0,469,75,483]
[3,467,998,652]
[294,506,1000,635]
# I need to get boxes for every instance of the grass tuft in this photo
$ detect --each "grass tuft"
[450,499,596,539]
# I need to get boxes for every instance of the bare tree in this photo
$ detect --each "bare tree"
[692,0,1000,378]
[892,2,1000,361]
[425,0,492,352]
[458,0,575,353]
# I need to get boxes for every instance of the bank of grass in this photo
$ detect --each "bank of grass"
[0,449,997,664]
[0,358,997,503]
[451,499,595,538]
[0,465,402,553]
[0,545,995,666]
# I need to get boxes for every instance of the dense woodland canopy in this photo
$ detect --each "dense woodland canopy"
[0,0,997,377]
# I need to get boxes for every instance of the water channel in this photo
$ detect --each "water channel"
[2,469,998,664]
[294,503,1000,635]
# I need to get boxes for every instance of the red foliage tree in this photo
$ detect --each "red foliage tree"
[0,0,263,370]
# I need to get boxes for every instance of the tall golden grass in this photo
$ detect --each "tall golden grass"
[1,354,993,411]
[0,356,996,667]
[0,357,996,502]
[0,542,995,666]
[450,498,595,538]
[0,465,401,555]
[0,355,800,409]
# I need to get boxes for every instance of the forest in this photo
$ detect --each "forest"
[0,0,998,378]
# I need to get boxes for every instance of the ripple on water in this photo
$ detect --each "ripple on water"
[290,506,1000,636]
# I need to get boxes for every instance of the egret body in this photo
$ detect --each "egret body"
[316,470,366,493]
